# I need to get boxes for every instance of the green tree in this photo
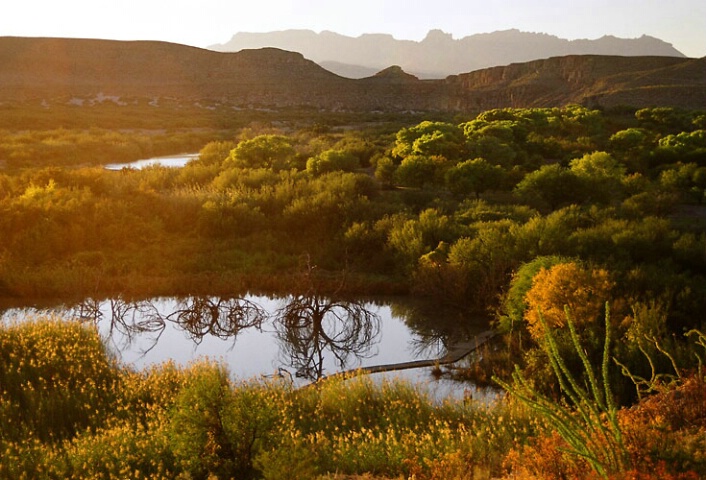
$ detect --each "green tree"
[569,151,626,204]
[569,152,625,181]
[659,162,706,204]
[514,164,585,210]
[387,208,455,270]
[465,134,519,168]
[511,205,586,259]
[657,130,706,165]
[306,149,360,176]
[444,157,505,198]
[391,121,465,160]
[331,134,379,167]
[393,155,448,189]
[635,107,694,134]
[197,140,238,166]
[225,135,296,170]
[444,219,519,309]
[373,156,396,188]
[608,128,650,172]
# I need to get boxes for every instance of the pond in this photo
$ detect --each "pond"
[0,294,494,400]
[104,153,199,170]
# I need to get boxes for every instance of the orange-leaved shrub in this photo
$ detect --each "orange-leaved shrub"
[524,262,615,341]
[503,373,706,479]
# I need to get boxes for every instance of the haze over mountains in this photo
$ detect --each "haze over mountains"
[210,29,687,79]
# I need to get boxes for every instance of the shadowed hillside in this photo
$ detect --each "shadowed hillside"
[1,37,704,113]
[0,37,350,101]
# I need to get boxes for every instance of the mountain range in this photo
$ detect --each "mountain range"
[210,29,687,79]
[1,36,704,113]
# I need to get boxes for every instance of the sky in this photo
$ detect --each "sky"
[3,0,705,58]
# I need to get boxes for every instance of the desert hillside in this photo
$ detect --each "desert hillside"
[1,36,704,112]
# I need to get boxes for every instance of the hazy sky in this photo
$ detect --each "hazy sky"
[4,0,705,58]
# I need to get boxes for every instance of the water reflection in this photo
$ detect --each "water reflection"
[390,300,486,359]
[2,292,491,399]
[274,294,380,380]
[71,295,380,382]
[166,297,267,343]
[71,297,168,348]
[104,153,198,170]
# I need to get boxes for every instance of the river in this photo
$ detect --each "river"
[1,294,493,400]
[104,153,199,170]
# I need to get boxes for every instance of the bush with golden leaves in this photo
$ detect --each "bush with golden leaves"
[524,262,614,341]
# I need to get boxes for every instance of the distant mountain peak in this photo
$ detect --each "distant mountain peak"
[371,65,419,81]
[423,29,454,42]
[210,29,686,79]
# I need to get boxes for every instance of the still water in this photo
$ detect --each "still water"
[104,153,199,170]
[1,295,492,400]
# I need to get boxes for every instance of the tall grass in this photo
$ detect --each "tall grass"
[0,317,539,480]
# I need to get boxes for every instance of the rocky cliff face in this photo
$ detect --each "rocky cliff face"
[1,37,704,112]
[444,55,706,110]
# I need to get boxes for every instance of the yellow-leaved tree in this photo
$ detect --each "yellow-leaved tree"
[524,262,614,341]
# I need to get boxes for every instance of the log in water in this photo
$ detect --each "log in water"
[308,330,497,385]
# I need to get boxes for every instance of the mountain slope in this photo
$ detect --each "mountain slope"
[445,55,706,110]
[211,29,687,78]
[0,37,349,101]
[1,37,704,113]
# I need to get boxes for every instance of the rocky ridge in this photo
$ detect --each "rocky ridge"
[1,36,704,112]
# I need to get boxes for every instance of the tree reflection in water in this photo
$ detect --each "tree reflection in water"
[74,296,267,353]
[74,294,381,381]
[388,300,484,360]
[72,297,165,350]
[274,294,381,381]
[166,297,267,343]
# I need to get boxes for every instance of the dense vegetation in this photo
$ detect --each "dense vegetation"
[1,318,704,479]
[2,105,706,478]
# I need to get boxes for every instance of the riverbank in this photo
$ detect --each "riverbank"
[0,266,411,308]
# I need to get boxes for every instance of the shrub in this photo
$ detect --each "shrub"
[168,361,285,479]
[498,255,571,336]
[523,262,615,342]
[0,318,119,442]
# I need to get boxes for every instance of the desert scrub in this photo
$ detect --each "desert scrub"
[0,318,539,479]
[113,360,186,427]
[279,375,538,479]
[54,419,176,479]
[0,316,119,442]
[496,307,630,479]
